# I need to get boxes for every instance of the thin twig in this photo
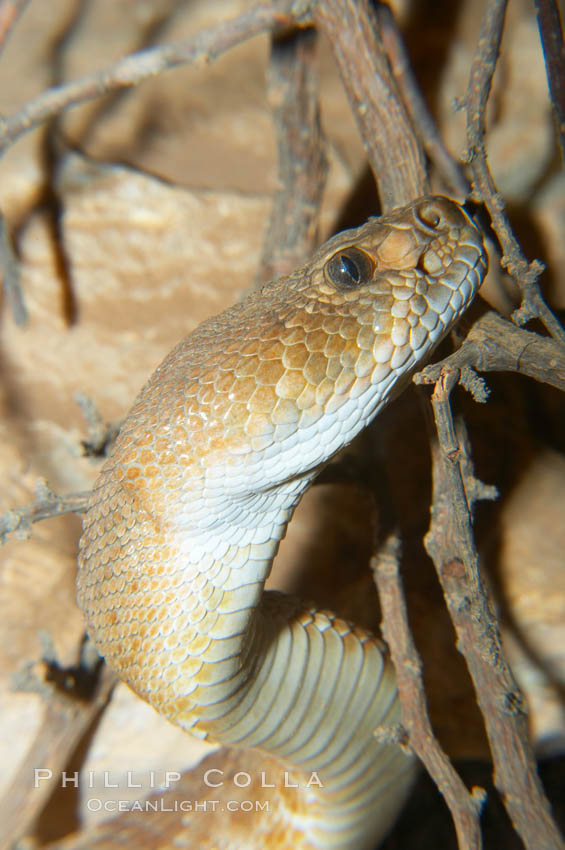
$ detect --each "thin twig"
[256,25,327,285]
[375,2,469,199]
[424,369,565,850]
[533,0,565,163]
[0,0,310,158]
[313,0,427,210]
[75,392,120,457]
[464,0,565,344]
[372,533,485,850]
[414,309,565,397]
[0,485,89,542]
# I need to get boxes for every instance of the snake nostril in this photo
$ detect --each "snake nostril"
[415,198,454,232]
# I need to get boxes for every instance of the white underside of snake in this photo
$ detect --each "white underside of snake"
[77,196,487,849]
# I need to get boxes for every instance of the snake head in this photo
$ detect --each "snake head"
[307,195,487,354]
[90,196,487,510]
[271,195,487,438]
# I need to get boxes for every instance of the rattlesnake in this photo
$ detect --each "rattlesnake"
[77,196,487,849]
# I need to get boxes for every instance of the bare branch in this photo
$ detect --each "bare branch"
[424,370,564,850]
[0,485,89,543]
[372,533,485,850]
[0,0,311,158]
[256,25,327,285]
[464,0,565,344]
[313,0,427,210]
[414,310,565,395]
[75,392,120,457]
[375,3,469,200]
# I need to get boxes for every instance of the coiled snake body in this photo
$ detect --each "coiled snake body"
[78,197,487,849]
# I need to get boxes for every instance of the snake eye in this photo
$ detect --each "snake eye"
[324,247,374,289]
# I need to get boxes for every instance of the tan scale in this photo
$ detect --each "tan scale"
[77,196,487,849]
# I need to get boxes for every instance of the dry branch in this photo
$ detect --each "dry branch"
[257,25,327,285]
[375,3,469,199]
[424,370,564,850]
[415,309,565,395]
[0,486,89,542]
[313,0,427,210]
[464,0,565,344]
[0,0,310,157]
[372,534,485,850]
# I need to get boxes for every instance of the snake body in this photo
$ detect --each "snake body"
[77,196,487,849]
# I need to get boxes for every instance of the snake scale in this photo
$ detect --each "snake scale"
[77,196,487,849]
